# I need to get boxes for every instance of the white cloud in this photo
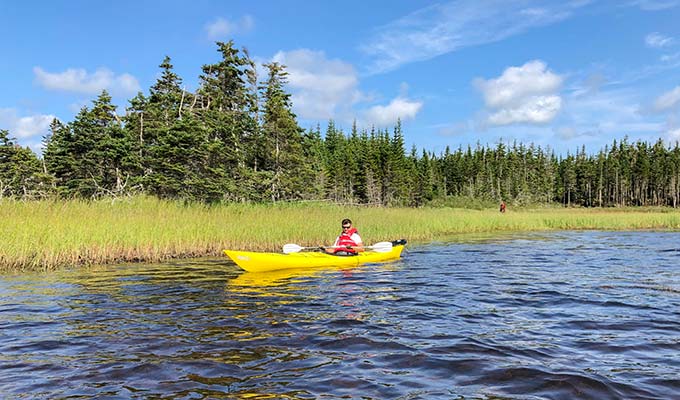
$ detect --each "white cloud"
[271,49,363,120]
[205,15,254,40]
[487,96,562,125]
[653,86,680,111]
[362,97,423,127]
[268,50,423,126]
[645,32,674,48]
[476,60,562,108]
[14,115,56,139]
[361,0,590,74]
[33,67,140,95]
[0,108,56,140]
[475,60,564,126]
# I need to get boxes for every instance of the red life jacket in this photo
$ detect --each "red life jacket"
[335,227,359,254]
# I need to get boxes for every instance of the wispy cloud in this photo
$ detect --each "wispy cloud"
[660,51,680,63]
[555,86,664,146]
[653,86,680,111]
[33,67,140,96]
[554,126,599,140]
[475,60,563,126]
[645,32,674,48]
[360,0,592,74]
[628,0,680,11]
[205,16,254,40]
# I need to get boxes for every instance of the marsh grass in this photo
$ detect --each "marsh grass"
[3,196,680,271]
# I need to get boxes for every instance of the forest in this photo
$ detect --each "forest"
[2,40,680,208]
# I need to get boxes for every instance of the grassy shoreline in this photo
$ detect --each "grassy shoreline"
[3,196,680,271]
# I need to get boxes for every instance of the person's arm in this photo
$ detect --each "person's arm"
[350,233,365,252]
[324,236,340,253]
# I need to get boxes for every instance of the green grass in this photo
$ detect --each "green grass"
[3,196,680,271]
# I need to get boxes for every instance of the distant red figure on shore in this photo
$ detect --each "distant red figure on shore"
[500,201,506,213]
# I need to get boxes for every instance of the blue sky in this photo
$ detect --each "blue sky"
[2,0,680,156]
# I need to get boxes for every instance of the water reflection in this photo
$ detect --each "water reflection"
[1,231,679,398]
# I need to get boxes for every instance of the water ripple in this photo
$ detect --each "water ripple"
[1,231,679,399]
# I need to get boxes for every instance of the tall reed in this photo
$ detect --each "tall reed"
[3,196,680,271]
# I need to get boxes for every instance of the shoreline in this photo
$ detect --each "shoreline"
[3,197,680,272]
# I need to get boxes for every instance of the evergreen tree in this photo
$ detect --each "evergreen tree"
[350,123,369,203]
[0,130,51,199]
[301,125,327,200]
[384,119,409,205]
[144,116,207,200]
[149,56,185,122]
[43,119,76,196]
[47,91,137,198]
[323,120,346,202]
[195,41,260,201]
[364,127,382,205]
[258,61,308,201]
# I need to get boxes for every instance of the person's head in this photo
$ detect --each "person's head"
[341,218,352,231]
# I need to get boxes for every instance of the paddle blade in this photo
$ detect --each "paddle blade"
[282,243,303,254]
[369,241,393,253]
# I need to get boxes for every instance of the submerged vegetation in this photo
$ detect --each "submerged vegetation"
[3,196,680,271]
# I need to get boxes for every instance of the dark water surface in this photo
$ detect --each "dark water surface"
[1,231,679,399]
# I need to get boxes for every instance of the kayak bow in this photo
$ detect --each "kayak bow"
[225,239,407,272]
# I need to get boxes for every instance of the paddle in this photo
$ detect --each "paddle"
[282,241,393,254]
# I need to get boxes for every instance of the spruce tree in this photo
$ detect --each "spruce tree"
[301,125,327,200]
[43,119,76,196]
[258,62,308,201]
[49,91,136,198]
[385,119,409,205]
[0,130,51,199]
[196,41,257,201]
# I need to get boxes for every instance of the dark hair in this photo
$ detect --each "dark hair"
[341,218,352,225]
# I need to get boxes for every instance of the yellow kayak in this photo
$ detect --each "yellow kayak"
[224,239,407,272]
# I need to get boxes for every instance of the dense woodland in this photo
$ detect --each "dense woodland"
[3,41,680,207]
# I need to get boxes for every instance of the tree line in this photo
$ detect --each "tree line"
[2,40,680,207]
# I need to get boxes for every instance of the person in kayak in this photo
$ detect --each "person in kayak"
[322,218,364,255]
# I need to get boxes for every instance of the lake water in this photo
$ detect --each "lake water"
[1,231,678,399]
